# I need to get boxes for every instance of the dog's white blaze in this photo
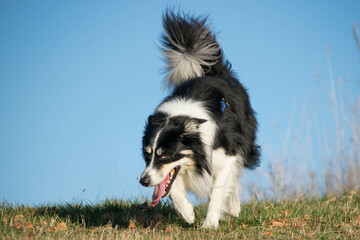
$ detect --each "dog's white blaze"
[151,127,164,162]
[157,98,217,162]
[140,124,166,186]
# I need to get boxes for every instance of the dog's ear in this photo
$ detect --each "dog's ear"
[184,118,207,133]
[148,113,167,126]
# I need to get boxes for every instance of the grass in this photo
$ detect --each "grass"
[1,193,360,239]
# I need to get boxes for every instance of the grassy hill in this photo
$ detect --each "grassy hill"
[1,192,360,239]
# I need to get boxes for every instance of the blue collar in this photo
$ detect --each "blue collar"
[220,98,226,112]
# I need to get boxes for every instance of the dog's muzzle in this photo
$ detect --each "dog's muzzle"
[139,174,150,187]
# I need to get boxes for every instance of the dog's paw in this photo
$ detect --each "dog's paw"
[181,210,195,224]
[173,200,195,224]
[201,215,219,229]
[228,195,241,217]
[229,202,241,217]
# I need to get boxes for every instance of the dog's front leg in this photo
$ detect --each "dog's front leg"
[202,152,237,228]
[202,184,226,228]
[169,176,195,224]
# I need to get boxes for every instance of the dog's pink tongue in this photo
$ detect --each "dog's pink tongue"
[151,174,170,207]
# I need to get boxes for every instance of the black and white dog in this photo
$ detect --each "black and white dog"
[139,11,260,228]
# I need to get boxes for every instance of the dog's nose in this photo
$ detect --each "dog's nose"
[139,175,150,187]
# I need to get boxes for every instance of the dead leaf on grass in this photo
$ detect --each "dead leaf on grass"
[307,233,314,238]
[14,222,23,229]
[165,226,171,233]
[27,232,34,240]
[25,222,33,229]
[272,219,290,227]
[45,227,54,232]
[272,218,309,228]
[292,219,309,228]
[262,231,273,236]
[13,214,26,229]
[14,214,24,222]
[128,220,136,229]
[355,215,360,227]
[41,220,48,226]
[54,222,67,231]
[280,209,292,217]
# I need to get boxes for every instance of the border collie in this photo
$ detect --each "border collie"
[139,11,260,228]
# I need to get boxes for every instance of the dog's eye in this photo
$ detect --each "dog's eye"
[159,155,170,160]
[144,146,152,155]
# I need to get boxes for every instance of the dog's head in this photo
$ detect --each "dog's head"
[139,112,207,206]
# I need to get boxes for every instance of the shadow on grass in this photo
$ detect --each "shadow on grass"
[35,199,194,229]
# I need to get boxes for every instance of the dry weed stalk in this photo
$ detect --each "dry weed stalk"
[244,22,360,201]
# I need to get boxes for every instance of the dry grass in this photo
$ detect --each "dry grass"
[243,22,360,201]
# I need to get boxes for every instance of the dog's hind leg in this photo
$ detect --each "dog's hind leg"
[202,149,238,228]
[169,176,195,224]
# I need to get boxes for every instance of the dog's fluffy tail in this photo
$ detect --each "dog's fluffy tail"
[160,11,229,88]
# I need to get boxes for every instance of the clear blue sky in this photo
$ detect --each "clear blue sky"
[1,1,359,205]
